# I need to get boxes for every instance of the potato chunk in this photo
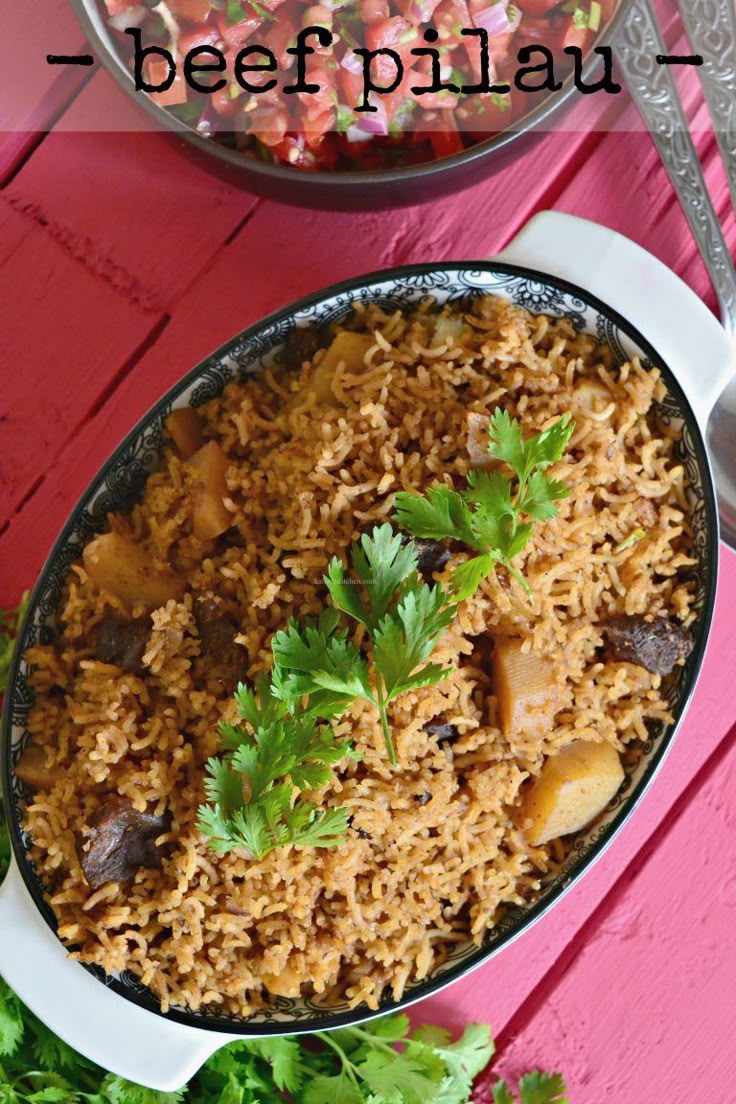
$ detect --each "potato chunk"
[83,532,185,608]
[308,332,373,404]
[466,413,493,470]
[520,739,625,846]
[493,638,559,738]
[188,440,232,541]
[165,407,204,458]
[14,744,64,791]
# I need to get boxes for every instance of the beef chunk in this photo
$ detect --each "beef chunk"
[282,326,322,370]
[95,615,151,674]
[424,715,460,745]
[78,797,169,889]
[194,594,247,689]
[602,614,694,676]
[413,538,452,582]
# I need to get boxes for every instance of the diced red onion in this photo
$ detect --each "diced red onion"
[108,4,147,28]
[340,49,365,74]
[356,97,388,135]
[345,124,375,143]
[407,0,432,20]
[472,0,511,36]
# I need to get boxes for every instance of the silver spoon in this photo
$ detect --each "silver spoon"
[613,0,736,548]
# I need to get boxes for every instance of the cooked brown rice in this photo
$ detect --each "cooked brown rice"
[20,293,697,1016]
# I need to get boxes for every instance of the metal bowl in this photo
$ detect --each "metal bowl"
[69,0,627,209]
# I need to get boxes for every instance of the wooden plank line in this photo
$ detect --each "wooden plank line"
[491,713,736,1061]
[2,190,165,314]
[1,58,98,189]
[77,312,173,432]
[223,197,264,247]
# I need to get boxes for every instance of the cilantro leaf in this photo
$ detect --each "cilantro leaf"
[493,1081,516,1104]
[394,409,575,602]
[0,977,25,1057]
[196,676,356,858]
[393,486,478,549]
[271,612,373,719]
[243,1036,304,1093]
[323,525,456,765]
[518,1071,568,1104]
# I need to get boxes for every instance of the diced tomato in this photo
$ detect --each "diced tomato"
[429,111,464,158]
[262,18,298,69]
[433,0,471,42]
[103,0,138,15]
[179,27,222,55]
[209,85,242,116]
[168,0,213,21]
[360,0,390,21]
[248,106,290,146]
[302,107,335,146]
[338,66,366,109]
[298,67,334,117]
[215,12,260,49]
[365,17,418,82]
[145,61,188,106]
[515,0,562,13]
[560,18,593,51]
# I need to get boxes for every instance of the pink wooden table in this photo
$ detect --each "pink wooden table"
[2,2,736,1097]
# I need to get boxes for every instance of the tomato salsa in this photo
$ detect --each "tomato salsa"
[103,0,617,171]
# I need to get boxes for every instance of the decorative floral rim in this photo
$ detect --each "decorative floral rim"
[1,262,718,1035]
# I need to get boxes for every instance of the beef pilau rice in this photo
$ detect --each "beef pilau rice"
[19,294,697,1016]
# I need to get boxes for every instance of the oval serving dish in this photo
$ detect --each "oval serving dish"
[1,212,731,1089]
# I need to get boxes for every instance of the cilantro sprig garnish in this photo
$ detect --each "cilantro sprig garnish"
[273,525,457,766]
[198,527,455,855]
[196,675,357,859]
[394,408,575,601]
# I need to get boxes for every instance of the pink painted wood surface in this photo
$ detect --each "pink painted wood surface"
[483,716,736,1100]
[1,1,736,1095]
[0,0,94,182]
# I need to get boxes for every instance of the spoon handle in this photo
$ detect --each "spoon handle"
[613,0,736,336]
[675,0,736,217]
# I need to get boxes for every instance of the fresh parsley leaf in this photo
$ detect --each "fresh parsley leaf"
[394,409,575,602]
[271,612,373,719]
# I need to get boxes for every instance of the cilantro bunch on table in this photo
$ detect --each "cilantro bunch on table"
[394,409,575,601]
[0,958,568,1104]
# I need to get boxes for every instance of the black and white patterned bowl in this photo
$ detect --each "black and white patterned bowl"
[0,218,722,1085]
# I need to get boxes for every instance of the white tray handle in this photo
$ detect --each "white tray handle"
[0,857,237,1090]
[495,211,735,430]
